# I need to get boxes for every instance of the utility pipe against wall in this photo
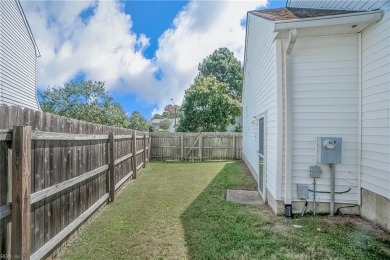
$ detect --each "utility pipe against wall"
[283,28,298,218]
[330,164,336,216]
[313,178,317,215]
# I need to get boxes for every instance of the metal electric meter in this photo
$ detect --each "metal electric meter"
[317,137,342,164]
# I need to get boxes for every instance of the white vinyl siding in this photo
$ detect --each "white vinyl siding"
[243,14,278,198]
[288,0,390,211]
[0,0,39,110]
[287,35,359,204]
[361,3,390,199]
[245,0,390,207]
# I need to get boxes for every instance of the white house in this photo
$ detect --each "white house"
[151,118,178,132]
[0,0,40,110]
[243,0,389,230]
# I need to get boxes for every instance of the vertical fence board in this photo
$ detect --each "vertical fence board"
[32,111,44,253]
[132,130,137,178]
[143,135,146,168]
[0,106,9,255]
[109,133,115,202]
[80,121,87,217]
[70,119,78,225]
[104,127,110,195]
[0,105,151,258]
[24,109,35,253]
[118,128,124,183]
[43,113,51,244]
[0,140,9,255]
[11,126,32,260]
[52,116,62,242]
[60,118,70,238]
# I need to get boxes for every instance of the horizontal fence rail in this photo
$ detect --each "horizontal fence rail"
[150,132,242,161]
[0,104,151,260]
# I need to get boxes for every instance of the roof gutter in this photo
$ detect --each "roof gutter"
[283,28,297,216]
[275,10,383,31]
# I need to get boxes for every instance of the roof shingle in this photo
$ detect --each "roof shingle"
[250,7,361,21]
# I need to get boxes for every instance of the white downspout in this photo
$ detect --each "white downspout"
[357,33,362,206]
[283,29,298,216]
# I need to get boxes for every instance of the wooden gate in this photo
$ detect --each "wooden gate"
[150,132,242,161]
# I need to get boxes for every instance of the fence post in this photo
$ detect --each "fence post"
[143,134,146,168]
[199,134,203,161]
[132,130,137,179]
[11,126,31,260]
[233,135,236,160]
[148,134,151,163]
[180,135,184,161]
[109,132,115,202]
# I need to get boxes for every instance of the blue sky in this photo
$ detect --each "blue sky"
[24,0,286,119]
[123,1,190,59]
[112,0,192,116]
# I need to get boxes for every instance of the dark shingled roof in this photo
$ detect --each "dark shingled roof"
[250,7,362,21]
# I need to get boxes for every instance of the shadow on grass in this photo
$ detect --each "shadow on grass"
[180,162,285,259]
[180,162,390,260]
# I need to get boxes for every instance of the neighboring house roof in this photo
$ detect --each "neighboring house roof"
[150,118,177,132]
[250,7,360,21]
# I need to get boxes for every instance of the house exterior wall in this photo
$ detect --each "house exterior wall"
[285,35,359,204]
[0,0,39,110]
[360,2,390,200]
[243,13,279,204]
[286,0,389,230]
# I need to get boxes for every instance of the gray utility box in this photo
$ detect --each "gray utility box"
[310,165,322,178]
[317,137,342,164]
[297,184,309,199]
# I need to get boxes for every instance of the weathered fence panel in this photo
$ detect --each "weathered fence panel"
[0,104,150,259]
[150,132,242,161]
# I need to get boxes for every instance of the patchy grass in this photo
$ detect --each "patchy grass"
[60,161,390,259]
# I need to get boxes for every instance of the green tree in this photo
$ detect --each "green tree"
[127,111,151,131]
[39,80,128,127]
[152,113,163,119]
[152,104,181,121]
[198,47,243,100]
[159,119,171,131]
[234,124,243,132]
[162,111,170,119]
[177,76,241,132]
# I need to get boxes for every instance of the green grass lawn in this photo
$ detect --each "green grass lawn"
[60,161,390,259]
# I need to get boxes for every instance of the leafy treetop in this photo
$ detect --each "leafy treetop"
[159,119,172,130]
[39,80,150,131]
[127,111,152,131]
[197,47,243,101]
[177,76,241,132]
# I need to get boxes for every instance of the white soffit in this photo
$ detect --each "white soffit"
[275,10,383,38]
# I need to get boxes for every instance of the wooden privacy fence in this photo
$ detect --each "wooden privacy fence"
[0,105,150,260]
[150,132,242,161]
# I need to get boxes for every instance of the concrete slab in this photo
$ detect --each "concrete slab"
[226,190,263,205]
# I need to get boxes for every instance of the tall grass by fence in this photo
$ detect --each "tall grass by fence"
[150,132,242,161]
[0,104,150,260]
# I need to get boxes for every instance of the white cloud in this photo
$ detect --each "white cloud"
[23,0,159,100]
[23,0,267,113]
[155,0,267,109]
